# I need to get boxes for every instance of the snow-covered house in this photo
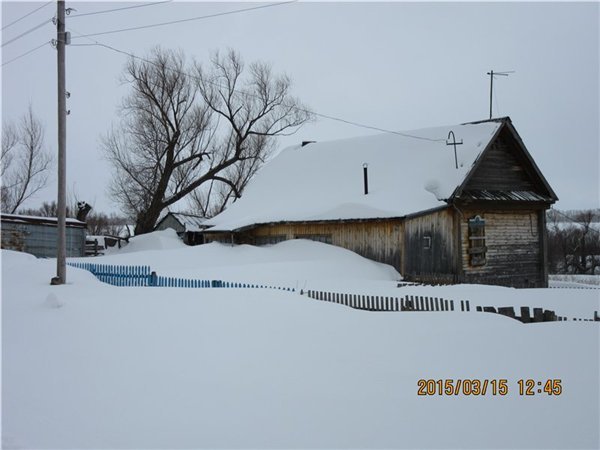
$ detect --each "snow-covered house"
[202,117,558,288]
[154,212,207,245]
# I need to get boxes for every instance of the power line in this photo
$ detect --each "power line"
[70,1,297,40]
[1,40,50,67]
[67,1,173,19]
[1,0,53,31]
[1,18,51,48]
[550,208,600,235]
[67,26,445,143]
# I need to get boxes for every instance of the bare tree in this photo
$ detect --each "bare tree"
[189,138,275,218]
[104,47,312,234]
[1,106,53,213]
[547,208,600,274]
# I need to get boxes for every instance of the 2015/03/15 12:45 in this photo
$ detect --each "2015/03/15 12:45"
[416,379,562,396]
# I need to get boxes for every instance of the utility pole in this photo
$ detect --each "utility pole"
[486,70,513,119]
[52,0,67,285]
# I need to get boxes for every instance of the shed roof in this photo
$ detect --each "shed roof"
[156,212,207,232]
[0,213,86,228]
[204,117,552,232]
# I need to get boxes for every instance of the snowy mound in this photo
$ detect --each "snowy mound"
[182,239,401,282]
[113,228,187,254]
[1,249,37,269]
[71,238,400,284]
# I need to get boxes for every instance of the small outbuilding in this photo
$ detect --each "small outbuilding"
[154,212,207,245]
[202,117,558,288]
[1,213,87,258]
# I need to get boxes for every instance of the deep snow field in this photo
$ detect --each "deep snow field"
[2,230,599,449]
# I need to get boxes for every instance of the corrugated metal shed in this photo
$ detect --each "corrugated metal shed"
[1,214,86,258]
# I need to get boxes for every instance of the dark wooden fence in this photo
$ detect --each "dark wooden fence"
[303,288,599,323]
[303,290,464,312]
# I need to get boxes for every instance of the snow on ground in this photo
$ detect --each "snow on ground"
[79,229,401,286]
[550,274,600,287]
[2,234,599,449]
[77,230,599,320]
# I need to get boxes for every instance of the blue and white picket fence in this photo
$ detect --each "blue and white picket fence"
[68,262,152,286]
[68,262,295,292]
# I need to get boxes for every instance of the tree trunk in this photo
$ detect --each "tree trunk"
[134,205,164,235]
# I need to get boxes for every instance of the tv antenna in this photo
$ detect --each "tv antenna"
[487,70,514,119]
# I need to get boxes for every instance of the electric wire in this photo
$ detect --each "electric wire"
[1,0,53,31]
[1,40,50,67]
[550,208,600,235]
[67,25,445,143]
[2,18,51,48]
[70,1,298,40]
[67,1,173,19]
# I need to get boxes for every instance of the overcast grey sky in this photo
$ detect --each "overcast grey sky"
[2,1,599,215]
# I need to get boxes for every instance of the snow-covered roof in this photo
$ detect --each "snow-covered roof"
[173,213,207,232]
[0,213,86,228]
[157,212,207,232]
[205,119,505,232]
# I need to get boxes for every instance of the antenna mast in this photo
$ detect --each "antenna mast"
[486,70,514,119]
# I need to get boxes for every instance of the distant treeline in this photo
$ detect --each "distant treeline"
[546,208,600,275]
[19,201,129,237]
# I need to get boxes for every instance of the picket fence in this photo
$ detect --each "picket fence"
[302,289,600,323]
[67,262,295,292]
[303,289,465,312]
[68,262,152,286]
[68,262,598,323]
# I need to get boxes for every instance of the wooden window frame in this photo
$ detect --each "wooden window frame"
[468,215,487,266]
[423,235,432,250]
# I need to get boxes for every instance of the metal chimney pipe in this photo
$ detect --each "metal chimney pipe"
[363,163,369,195]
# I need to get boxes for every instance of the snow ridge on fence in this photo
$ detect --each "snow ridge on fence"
[67,262,295,292]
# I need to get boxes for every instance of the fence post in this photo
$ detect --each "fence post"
[149,271,157,287]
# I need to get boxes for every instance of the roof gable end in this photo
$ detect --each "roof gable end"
[452,118,558,203]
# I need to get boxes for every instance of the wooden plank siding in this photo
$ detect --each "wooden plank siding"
[221,220,405,273]
[464,128,537,192]
[403,208,456,284]
[458,209,545,288]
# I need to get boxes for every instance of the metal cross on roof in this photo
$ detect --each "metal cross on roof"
[446,130,463,169]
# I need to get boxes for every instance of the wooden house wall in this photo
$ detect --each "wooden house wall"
[241,221,404,272]
[464,127,537,192]
[459,209,545,288]
[403,208,456,284]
